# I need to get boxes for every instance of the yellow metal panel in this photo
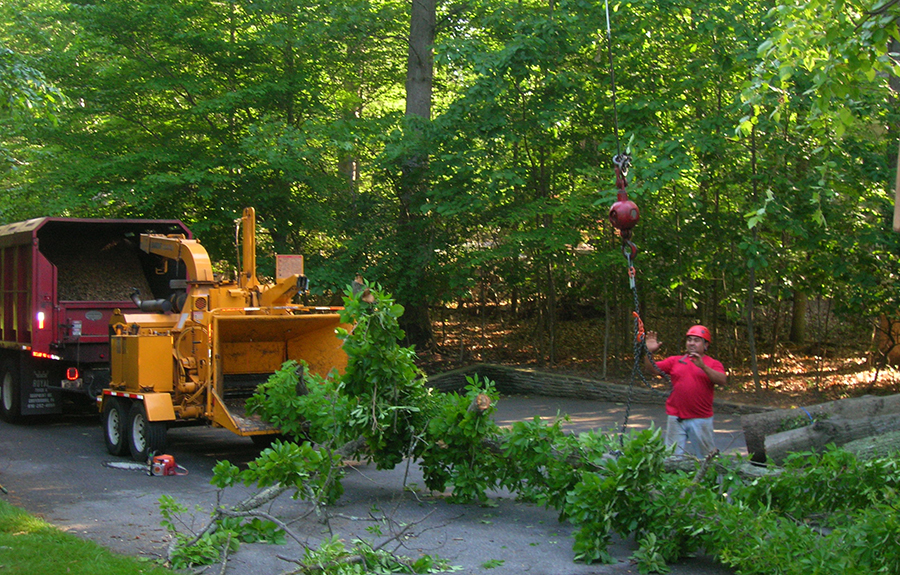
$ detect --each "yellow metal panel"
[286,322,349,377]
[213,313,348,378]
[143,393,176,421]
[209,389,239,434]
[111,334,174,392]
[110,337,125,387]
[221,341,285,374]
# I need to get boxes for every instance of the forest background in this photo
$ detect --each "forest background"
[3,0,900,406]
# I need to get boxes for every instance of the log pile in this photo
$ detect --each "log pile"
[741,394,900,464]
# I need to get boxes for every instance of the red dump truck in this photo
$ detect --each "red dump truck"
[0,216,191,422]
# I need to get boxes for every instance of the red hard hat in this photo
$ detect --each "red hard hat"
[686,325,711,343]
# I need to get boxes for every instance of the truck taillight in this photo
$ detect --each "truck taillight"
[66,367,79,381]
[37,311,45,329]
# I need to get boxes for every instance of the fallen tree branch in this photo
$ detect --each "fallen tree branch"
[217,532,232,575]
[680,449,719,499]
[167,434,370,564]
[280,509,438,575]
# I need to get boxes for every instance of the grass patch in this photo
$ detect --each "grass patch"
[0,498,172,575]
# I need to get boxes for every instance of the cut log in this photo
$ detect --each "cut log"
[742,394,900,462]
[763,413,900,465]
[842,430,900,461]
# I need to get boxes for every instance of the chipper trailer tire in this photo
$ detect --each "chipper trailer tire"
[102,397,129,457]
[127,401,167,462]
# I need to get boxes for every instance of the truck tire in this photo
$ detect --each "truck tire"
[0,360,22,423]
[102,398,129,456]
[127,402,167,462]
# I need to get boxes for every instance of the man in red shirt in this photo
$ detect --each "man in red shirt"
[643,325,727,458]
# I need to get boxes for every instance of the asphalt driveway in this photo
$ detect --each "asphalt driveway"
[0,395,742,574]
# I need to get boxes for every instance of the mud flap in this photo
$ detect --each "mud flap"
[17,355,62,417]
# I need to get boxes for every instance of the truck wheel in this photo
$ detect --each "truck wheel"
[128,402,167,462]
[0,361,22,423]
[102,398,129,456]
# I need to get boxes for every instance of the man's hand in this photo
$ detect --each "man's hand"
[688,352,728,386]
[645,331,661,354]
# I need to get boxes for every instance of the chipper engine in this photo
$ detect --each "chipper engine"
[99,208,348,461]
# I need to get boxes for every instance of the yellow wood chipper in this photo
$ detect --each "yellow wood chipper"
[99,208,348,461]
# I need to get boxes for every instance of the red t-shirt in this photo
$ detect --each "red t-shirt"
[655,354,725,419]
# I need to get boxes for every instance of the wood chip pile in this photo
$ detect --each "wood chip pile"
[42,236,154,302]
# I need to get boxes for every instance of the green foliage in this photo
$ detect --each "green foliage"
[776,411,829,433]
[419,375,503,503]
[212,440,346,504]
[734,446,900,524]
[562,427,705,569]
[338,284,436,469]
[707,485,900,575]
[0,42,64,118]
[499,415,584,512]
[555,431,900,574]
[247,360,351,446]
[299,535,458,574]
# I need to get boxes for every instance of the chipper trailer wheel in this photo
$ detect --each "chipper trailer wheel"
[102,398,129,456]
[128,402,167,462]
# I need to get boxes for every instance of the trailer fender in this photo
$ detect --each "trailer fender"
[103,391,175,422]
[142,393,176,422]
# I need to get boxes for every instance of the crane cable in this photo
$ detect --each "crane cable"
[602,0,669,449]
[604,0,622,160]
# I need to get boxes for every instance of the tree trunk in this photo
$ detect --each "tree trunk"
[602,297,610,378]
[891,37,900,232]
[747,126,762,392]
[545,258,557,365]
[764,413,900,465]
[742,394,900,462]
[894,137,900,232]
[746,264,761,392]
[789,291,807,344]
[405,0,435,121]
[396,0,437,350]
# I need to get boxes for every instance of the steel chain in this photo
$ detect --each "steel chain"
[617,246,671,449]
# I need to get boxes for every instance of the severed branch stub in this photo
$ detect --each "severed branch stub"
[467,393,492,414]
